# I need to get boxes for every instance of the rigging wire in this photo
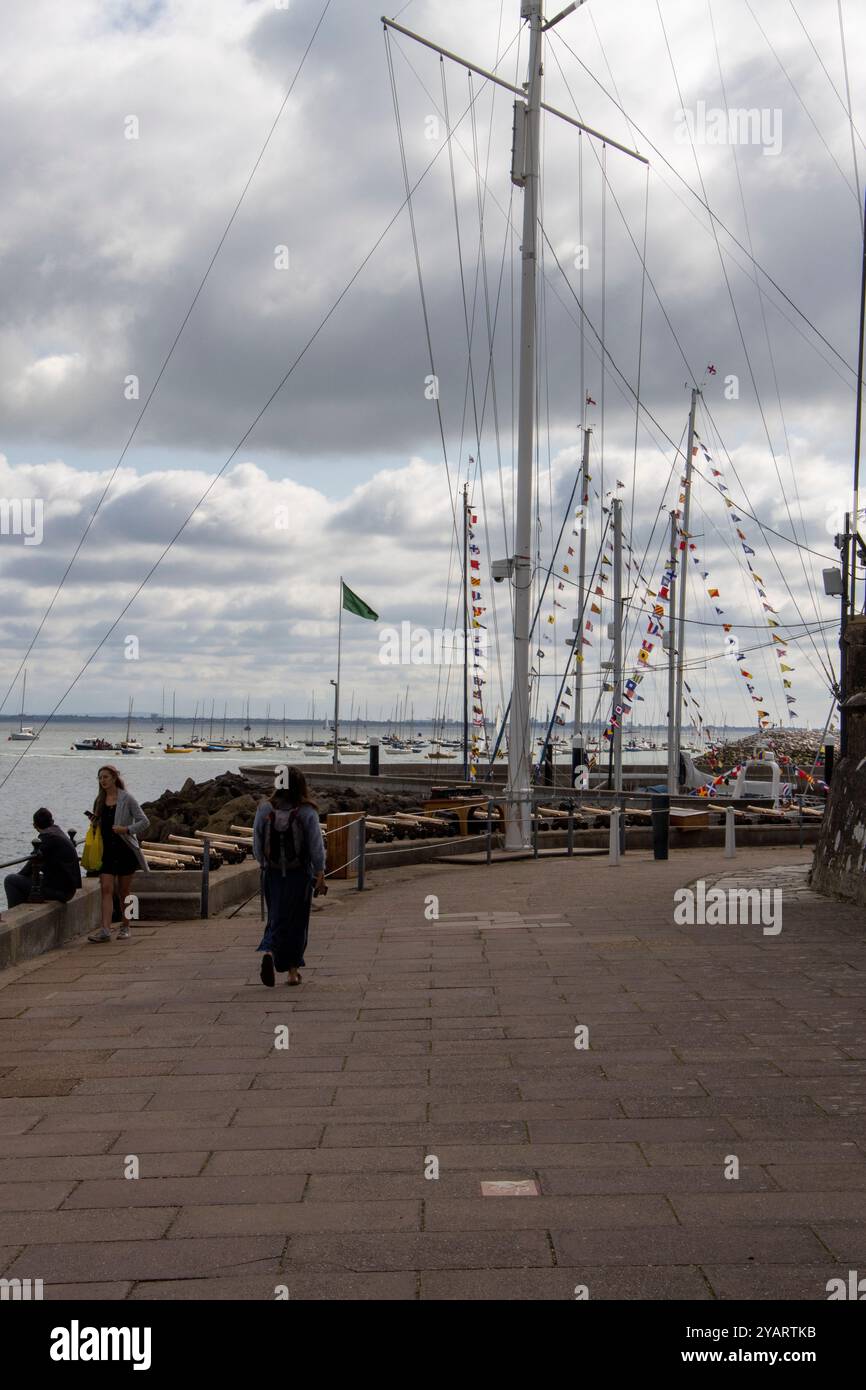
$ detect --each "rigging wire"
[836,0,864,236]
[0,28,525,796]
[549,27,861,381]
[630,165,650,543]
[0,0,337,720]
[707,0,835,677]
[385,31,462,552]
[788,1,866,154]
[539,224,838,564]
[698,403,837,694]
[388,25,518,723]
[655,0,810,563]
[468,48,513,729]
[741,0,860,205]
[652,0,840,691]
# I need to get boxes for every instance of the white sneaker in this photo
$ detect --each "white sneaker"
[116,924,130,939]
[87,928,112,944]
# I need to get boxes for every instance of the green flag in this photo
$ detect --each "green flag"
[342,581,378,622]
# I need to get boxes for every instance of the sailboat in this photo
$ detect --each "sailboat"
[8,669,38,741]
[257,701,281,749]
[120,696,142,753]
[304,692,327,748]
[165,692,195,754]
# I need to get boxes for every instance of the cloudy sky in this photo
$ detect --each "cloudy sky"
[0,0,863,732]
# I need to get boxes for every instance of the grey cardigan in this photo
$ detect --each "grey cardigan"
[98,789,150,873]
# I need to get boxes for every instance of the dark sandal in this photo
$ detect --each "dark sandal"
[288,971,301,986]
[260,954,275,988]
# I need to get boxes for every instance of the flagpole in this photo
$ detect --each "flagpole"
[505,0,543,849]
[332,578,343,771]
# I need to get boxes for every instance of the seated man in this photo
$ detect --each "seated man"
[4,809,82,910]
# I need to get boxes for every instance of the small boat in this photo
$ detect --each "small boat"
[74,737,117,752]
[165,745,196,755]
[426,742,456,760]
[8,671,38,740]
[119,699,142,754]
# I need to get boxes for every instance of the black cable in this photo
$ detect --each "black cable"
[0,33,521,797]
[550,27,860,381]
[0,0,336,720]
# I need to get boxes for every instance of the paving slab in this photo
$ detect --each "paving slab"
[1,844,864,1300]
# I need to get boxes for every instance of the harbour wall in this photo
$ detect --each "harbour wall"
[811,615,866,908]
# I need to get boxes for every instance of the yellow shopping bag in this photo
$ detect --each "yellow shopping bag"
[81,822,103,872]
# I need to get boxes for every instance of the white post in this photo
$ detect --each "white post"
[608,805,621,864]
[724,804,736,859]
[505,0,544,851]
[674,388,699,770]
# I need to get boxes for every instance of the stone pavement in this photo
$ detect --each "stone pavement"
[0,844,864,1301]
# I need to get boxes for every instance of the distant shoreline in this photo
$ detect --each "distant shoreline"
[0,715,787,736]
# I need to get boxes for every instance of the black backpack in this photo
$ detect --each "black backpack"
[264,807,307,875]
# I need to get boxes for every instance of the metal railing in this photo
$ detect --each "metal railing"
[193,783,820,920]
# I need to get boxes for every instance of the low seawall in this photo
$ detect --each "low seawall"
[0,880,102,968]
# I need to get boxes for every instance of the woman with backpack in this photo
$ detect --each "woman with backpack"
[85,765,149,943]
[253,768,325,986]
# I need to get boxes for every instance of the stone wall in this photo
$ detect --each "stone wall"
[811,615,866,906]
[0,880,102,968]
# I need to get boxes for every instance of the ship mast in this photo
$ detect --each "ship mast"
[382,2,646,846]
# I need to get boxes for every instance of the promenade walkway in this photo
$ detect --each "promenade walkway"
[0,845,864,1301]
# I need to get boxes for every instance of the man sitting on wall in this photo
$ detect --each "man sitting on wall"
[3,809,82,910]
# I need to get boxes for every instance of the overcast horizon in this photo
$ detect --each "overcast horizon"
[1,0,864,739]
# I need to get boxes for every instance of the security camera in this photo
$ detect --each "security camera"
[491,558,514,583]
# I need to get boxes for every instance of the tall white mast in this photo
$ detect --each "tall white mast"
[504,0,544,848]
[573,428,592,750]
[674,388,699,770]
[381,2,646,844]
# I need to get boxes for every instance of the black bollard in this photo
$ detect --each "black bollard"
[369,737,380,777]
[651,793,670,861]
[543,742,554,786]
[571,736,584,785]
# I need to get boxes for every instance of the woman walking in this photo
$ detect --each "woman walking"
[254,768,325,986]
[86,765,149,943]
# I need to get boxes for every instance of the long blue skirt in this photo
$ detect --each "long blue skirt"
[257,866,312,971]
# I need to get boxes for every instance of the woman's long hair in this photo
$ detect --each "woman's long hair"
[94,764,126,815]
[273,767,317,810]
